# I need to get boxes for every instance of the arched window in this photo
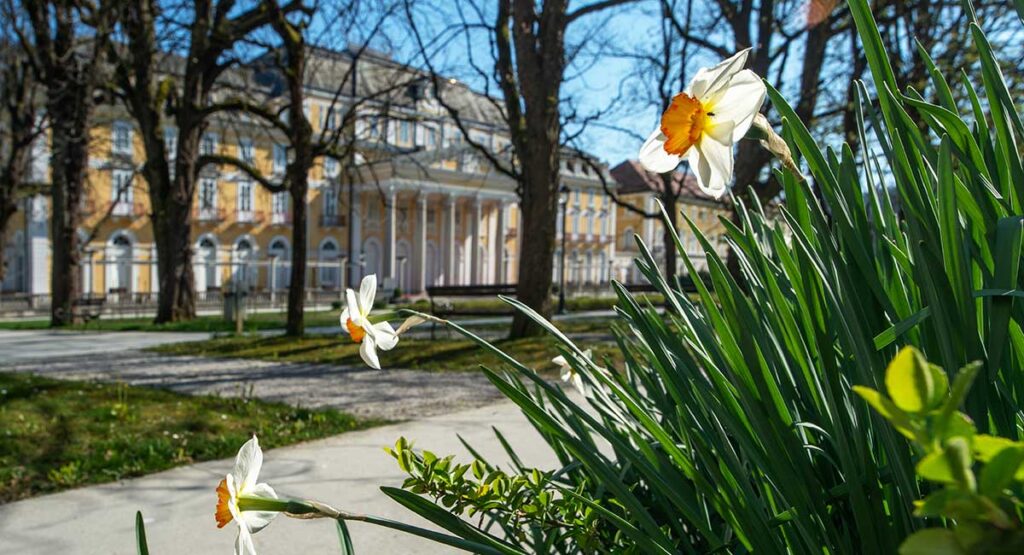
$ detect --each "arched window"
[233,238,257,288]
[195,236,219,292]
[318,239,340,288]
[268,238,290,289]
[107,232,135,295]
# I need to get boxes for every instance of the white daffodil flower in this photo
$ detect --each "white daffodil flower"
[553,349,593,397]
[340,274,398,369]
[638,48,767,198]
[215,436,279,555]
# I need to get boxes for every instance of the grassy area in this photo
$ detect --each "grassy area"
[0,372,378,503]
[149,331,624,374]
[0,295,641,333]
[0,310,343,333]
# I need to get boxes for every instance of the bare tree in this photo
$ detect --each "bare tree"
[406,0,637,338]
[108,0,302,323]
[19,0,113,326]
[0,6,45,287]
[204,0,412,336]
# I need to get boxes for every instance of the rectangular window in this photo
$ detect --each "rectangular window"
[323,187,338,217]
[163,127,177,161]
[201,133,218,156]
[237,181,253,216]
[324,157,338,178]
[112,170,133,215]
[199,179,217,211]
[426,128,437,148]
[272,192,287,214]
[399,121,411,144]
[273,144,287,173]
[368,117,380,139]
[271,192,288,224]
[239,138,254,164]
[112,121,132,155]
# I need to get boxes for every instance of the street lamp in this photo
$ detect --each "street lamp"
[557,184,570,314]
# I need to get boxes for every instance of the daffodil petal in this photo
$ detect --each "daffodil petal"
[706,69,766,142]
[339,307,350,326]
[552,355,568,368]
[359,274,377,313]
[370,321,399,350]
[690,135,733,198]
[235,523,257,555]
[638,129,682,173]
[573,374,588,397]
[560,367,572,382]
[345,288,361,325]
[689,48,752,101]
[360,334,381,369]
[232,436,262,492]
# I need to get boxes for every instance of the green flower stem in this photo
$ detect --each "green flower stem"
[241,495,513,555]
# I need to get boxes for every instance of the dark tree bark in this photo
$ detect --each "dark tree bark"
[23,0,111,326]
[499,0,567,338]
[112,0,298,323]
[408,0,636,339]
[0,45,40,285]
[272,2,314,338]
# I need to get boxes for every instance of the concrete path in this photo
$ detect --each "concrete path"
[0,400,554,555]
[0,350,503,420]
[0,330,211,364]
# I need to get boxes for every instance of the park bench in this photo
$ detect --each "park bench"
[425,283,518,337]
[72,295,107,322]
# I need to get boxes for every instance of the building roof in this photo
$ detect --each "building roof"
[610,160,726,205]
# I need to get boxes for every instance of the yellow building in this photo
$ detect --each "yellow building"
[1,47,616,304]
[609,160,731,283]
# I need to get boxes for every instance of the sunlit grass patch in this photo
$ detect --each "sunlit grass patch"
[148,332,623,374]
[0,373,379,503]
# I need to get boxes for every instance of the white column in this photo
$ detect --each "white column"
[470,196,481,284]
[27,195,49,295]
[444,195,457,285]
[149,245,159,294]
[493,201,506,283]
[349,191,362,286]
[415,194,428,292]
[384,188,397,282]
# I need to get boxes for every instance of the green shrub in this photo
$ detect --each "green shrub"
[856,346,1024,554]
[381,0,1024,552]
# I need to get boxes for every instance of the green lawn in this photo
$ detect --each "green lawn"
[0,372,380,503]
[0,310,343,333]
[148,331,623,374]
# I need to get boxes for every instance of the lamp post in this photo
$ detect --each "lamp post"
[557,184,570,314]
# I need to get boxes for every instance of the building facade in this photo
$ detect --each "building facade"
[609,160,732,283]
[1,47,618,303]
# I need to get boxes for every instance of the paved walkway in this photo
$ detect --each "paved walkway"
[0,350,502,420]
[0,400,554,555]
[0,329,211,364]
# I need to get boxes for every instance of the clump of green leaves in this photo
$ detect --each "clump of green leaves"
[387,437,607,552]
[856,347,1024,554]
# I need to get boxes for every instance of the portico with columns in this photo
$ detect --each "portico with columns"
[346,177,518,294]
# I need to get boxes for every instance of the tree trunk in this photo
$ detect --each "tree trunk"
[286,180,308,337]
[0,203,13,285]
[510,157,559,338]
[153,193,196,322]
[47,102,87,326]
